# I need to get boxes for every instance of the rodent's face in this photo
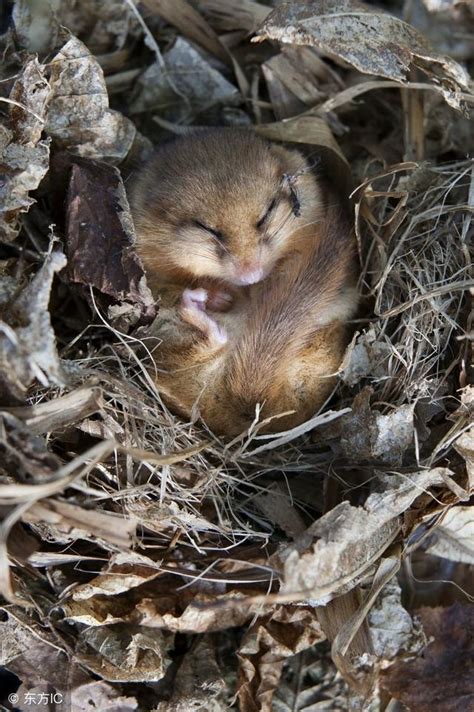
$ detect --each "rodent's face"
[131,131,324,286]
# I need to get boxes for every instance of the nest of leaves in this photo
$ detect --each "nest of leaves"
[0,1,473,710]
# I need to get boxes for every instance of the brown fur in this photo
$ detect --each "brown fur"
[129,128,325,293]
[129,129,357,437]
[146,205,356,436]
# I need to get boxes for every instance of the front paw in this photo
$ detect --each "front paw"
[180,288,227,347]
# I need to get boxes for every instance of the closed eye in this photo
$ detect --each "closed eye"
[193,220,224,241]
[256,197,278,229]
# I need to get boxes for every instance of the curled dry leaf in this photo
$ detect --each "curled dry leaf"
[368,579,425,659]
[46,36,137,162]
[255,113,348,166]
[155,635,226,712]
[334,388,415,466]
[0,251,66,402]
[0,59,50,242]
[70,554,162,599]
[7,385,103,435]
[58,575,270,634]
[237,605,325,712]
[424,505,474,565]
[254,0,470,108]
[0,413,61,483]
[75,624,173,683]
[64,156,156,327]
[23,498,137,549]
[277,467,455,601]
[130,37,239,123]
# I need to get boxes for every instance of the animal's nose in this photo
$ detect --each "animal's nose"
[235,264,265,285]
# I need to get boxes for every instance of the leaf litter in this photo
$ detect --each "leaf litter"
[0,0,473,710]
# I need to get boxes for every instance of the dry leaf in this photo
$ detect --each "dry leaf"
[273,642,350,711]
[237,605,325,712]
[0,59,50,242]
[71,681,139,712]
[64,155,156,328]
[7,386,103,435]
[155,635,226,711]
[23,498,137,549]
[0,413,61,482]
[142,0,229,64]
[0,605,96,702]
[197,0,271,33]
[263,48,328,108]
[46,36,138,162]
[254,483,307,539]
[339,327,392,387]
[76,624,173,683]
[368,579,424,659]
[424,505,474,565]
[335,389,415,465]
[130,37,239,122]
[381,603,474,710]
[0,251,66,402]
[277,467,455,601]
[71,554,162,599]
[58,575,270,634]
[254,0,470,108]
[255,114,348,166]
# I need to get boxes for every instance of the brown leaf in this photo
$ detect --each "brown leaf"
[254,0,470,109]
[237,605,325,712]
[381,603,474,711]
[7,386,104,435]
[255,114,348,166]
[46,36,138,162]
[0,251,66,403]
[58,573,270,634]
[0,413,62,483]
[156,635,226,711]
[64,156,156,327]
[0,58,50,242]
[277,467,456,601]
[424,505,474,565]
[129,37,239,123]
[75,624,173,683]
[141,0,230,65]
[23,498,137,549]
